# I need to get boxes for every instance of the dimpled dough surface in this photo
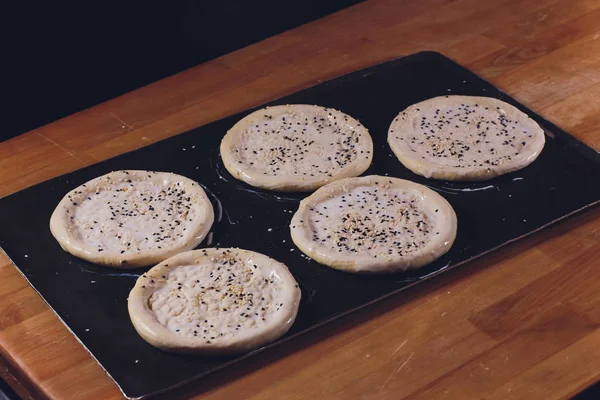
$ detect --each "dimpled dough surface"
[220,104,373,191]
[50,170,214,268]
[387,96,545,181]
[128,248,301,354]
[290,176,457,274]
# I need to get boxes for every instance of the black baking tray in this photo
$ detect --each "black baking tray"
[0,52,599,399]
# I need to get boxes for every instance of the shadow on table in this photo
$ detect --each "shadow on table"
[573,381,600,400]
[0,377,19,400]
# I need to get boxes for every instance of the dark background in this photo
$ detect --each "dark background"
[0,0,362,143]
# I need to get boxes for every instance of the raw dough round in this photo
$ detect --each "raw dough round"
[128,248,301,355]
[50,170,214,268]
[387,95,545,181]
[290,175,457,274]
[220,104,373,191]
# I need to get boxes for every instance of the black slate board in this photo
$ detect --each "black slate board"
[1,52,599,399]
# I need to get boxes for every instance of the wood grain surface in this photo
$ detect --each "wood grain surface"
[1,0,600,399]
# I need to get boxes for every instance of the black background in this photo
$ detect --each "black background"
[0,0,362,143]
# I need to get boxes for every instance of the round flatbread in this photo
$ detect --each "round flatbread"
[290,175,457,274]
[388,95,545,181]
[50,170,214,268]
[220,104,373,191]
[128,248,301,355]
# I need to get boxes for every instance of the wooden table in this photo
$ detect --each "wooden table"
[2,0,600,398]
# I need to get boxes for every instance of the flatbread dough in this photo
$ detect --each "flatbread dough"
[50,170,214,268]
[220,104,373,191]
[388,96,545,181]
[128,248,301,354]
[290,175,457,274]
